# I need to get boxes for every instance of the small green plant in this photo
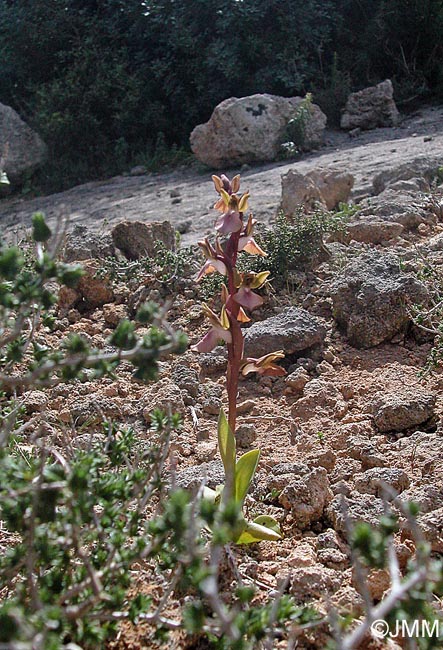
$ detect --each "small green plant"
[242,207,349,284]
[279,93,313,158]
[202,410,281,544]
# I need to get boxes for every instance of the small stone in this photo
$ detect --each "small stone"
[236,424,257,448]
[23,390,48,413]
[285,368,310,391]
[370,390,436,433]
[103,303,127,328]
[354,467,410,499]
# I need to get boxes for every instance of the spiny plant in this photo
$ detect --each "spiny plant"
[191,174,285,543]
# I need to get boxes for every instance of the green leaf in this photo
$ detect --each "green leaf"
[235,519,282,544]
[32,212,52,242]
[253,515,282,537]
[217,409,236,477]
[234,449,260,507]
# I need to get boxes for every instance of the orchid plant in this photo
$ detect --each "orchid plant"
[192,174,285,543]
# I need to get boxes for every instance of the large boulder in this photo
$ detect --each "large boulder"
[329,251,428,348]
[244,306,327,358]
[340,80,400,130]
[0,102,47,186]
[190,94,326,168]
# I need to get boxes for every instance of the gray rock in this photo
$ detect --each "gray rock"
[354,467,410,498]
[190,93,326,168]
[280,168,354,216]
[306,169,354,210]
[326,493,386,534]
[370,390,436,433]
[358,189,430,230]
[175,460,225,491]
[198,346,228,375]
[396,482,443,514]
[280,169,326,215]
[341,80,399,130]
[244,307,326,358]
[62,225,115,262]
[289,565,341,601]
[171,363,200,398]
[0,102,47,186]
[415,508,443,553]
[277,466,332,530]
[343,220,404,245]
[236,424,257,448]
[330,251,429,348]
[372,156,443,194]
[111,220,175,260]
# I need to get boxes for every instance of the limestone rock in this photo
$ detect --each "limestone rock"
[338,220,404,245]
[190,93,326,168]
[112,220,175,260]
[354,467,410,498]
[329,251,428,348]
[370,390,436,433]
[280,168,354,216]
[281,169,326,214]
[372,156,443,195]
[340,80,399,130]
[63,225,115,262]
[141,378,186,422]
[326,493,386,534]
[358,189,430,230]
[288,564,341,601]
[269,465,332,530]
[0,102,47,186]
[306,169,354,210]
[244,307,326,358]
[175,460,225,492]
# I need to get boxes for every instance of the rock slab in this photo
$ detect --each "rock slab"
[190,93,326,168]
[370,391,436,433]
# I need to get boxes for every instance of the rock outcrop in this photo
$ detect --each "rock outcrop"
[340,80,399,130]
[190,94,326,168]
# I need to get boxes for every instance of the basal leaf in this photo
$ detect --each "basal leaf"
[234,449,260,507]
[235,519,282,544]
[217,408,236,477]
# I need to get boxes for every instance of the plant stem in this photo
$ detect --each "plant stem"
[224,229,242,434]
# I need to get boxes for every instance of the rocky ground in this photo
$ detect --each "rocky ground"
[2,104,443,649]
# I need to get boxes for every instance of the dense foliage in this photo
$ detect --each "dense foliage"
[0,0,442,189]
